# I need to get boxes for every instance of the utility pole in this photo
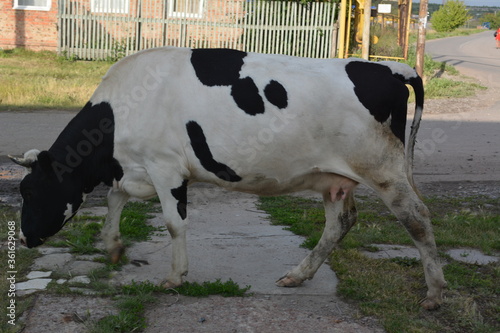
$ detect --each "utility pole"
[415,0,428,78]
[361,0,372,60]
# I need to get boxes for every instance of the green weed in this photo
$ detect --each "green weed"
[45,201,162,255]
[91,279,250,332]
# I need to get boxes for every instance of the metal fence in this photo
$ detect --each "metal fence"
[57,0,337,60]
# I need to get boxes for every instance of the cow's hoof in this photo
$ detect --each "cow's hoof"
[276,275,302,287]
[161,279,182,289]
[109,245,125,264]
[420,298,441,310]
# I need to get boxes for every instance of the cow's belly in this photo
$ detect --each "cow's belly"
[200,171,357,198]
[115,166,157,199]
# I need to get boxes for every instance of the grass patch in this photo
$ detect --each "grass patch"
[425,28,486,41]
[425,77,486,99]
[45,201,162,255]
[92,279,251,332]
[0,48,112,111]
[120,201,162,243]
[121,279,251,298]
[47,216,104,254]
[258,194,499,333]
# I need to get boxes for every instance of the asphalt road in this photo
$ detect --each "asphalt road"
[412,31,500,183]
[425,30,500,87]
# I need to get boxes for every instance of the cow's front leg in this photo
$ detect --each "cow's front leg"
[155,179,189,289]
[277,191,357,287]
[101,188,130,263]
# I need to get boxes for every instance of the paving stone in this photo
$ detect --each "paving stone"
[17,289,39,296]
[26,271,52,279]
[69,287,98,295]
[362,245,499,266]
[17,278,52,291]
[75,254,106,261]
[69,276,91,284]
[67,261,105,275]
[21,294,118,332]
[362,244,420,260]
[56,279,67,284]
[37,247,71,255]
[32,253,73,271]
[446,249,498,265]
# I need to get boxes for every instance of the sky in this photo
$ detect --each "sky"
[414,0,500,6]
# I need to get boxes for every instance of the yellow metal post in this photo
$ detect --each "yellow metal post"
[337,0,347,58]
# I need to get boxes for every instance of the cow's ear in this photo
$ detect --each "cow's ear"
[37,151,55,175]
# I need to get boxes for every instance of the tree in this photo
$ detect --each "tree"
[482,12,500,30]
[430,0,471,32]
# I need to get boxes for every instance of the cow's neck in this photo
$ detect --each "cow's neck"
[49,101,123,193]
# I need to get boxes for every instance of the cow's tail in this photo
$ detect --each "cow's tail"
[405,73,424,193]
[382,61,424,194]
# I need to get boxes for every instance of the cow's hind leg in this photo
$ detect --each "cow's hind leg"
[376,181,446,310]
[101,188,130,263]
[277,191,357,287]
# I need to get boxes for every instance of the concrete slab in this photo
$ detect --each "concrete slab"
[66,260,105,276]
[68,276,91,284]
[16,278,52,291]
[21,295,117,333]
[26,271,52,279]
[362,244,420,260]
[145,295,384,333]
[111,185,337,296]
[32,253,73,271]
[446,249,498,265]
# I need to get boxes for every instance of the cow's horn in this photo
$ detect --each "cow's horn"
[8,149,40,167]
[8,155,32,167]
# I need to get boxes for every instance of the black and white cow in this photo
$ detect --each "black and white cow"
[10,47,446,309]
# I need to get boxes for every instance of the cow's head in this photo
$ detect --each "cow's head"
[9,149,85,248]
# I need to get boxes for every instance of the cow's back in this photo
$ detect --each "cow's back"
[89,47,408,189]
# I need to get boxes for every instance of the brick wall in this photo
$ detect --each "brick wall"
[0,0,58,51]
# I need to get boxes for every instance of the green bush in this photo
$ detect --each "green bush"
[431,0,471,32]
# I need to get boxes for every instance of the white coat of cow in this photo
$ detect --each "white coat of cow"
[11,47,446,310]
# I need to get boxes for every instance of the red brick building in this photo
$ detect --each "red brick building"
[0,0,58,50]
[0,0,243,53]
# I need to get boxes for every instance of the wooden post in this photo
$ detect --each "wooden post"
[398,0,408,48]
[415,0,428,78]
[361,0,371,60]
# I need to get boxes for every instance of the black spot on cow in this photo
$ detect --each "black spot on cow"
[186,121,242,182]
[171,180,188,220]
[345,61,409,143]
[264,80,288,109]
[49,101,124,190]
[191,48,247,86]
[231,77,265,116]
